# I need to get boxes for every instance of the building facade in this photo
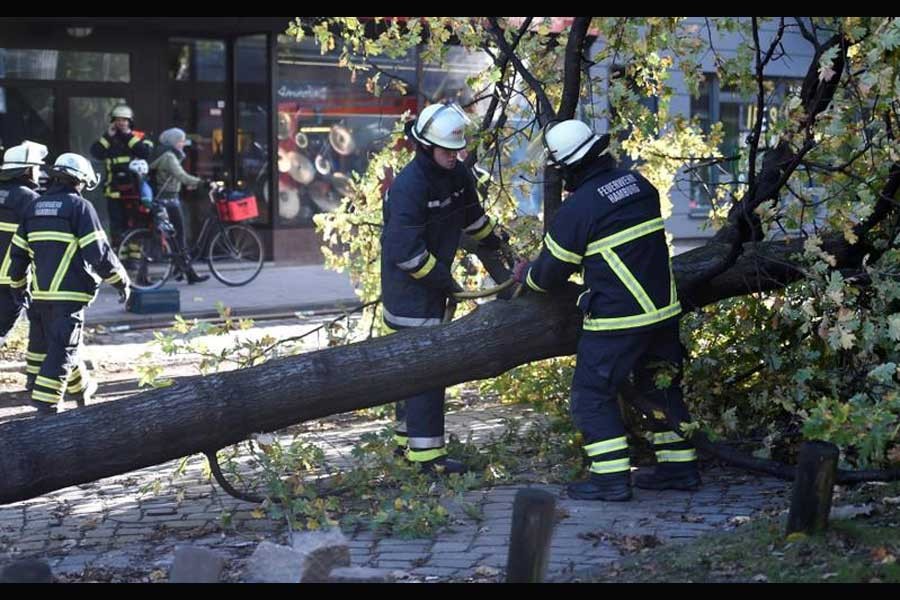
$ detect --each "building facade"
[0,17,816,262]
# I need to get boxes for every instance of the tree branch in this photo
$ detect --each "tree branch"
[487,17,556,124]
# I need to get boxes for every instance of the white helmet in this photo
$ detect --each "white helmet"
[109,104,134,121]
[0,140,48,183]
[410,102,469,150]
[542,120,603,167]
[1,140,48,170]
[128,158,149,176]
[52,153,101,191]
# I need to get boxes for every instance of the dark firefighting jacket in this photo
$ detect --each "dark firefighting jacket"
[381,151,499,329]
[8,183,127,304]
[89,129,153,199]
[526,158,681,334]
[0,179,40,287]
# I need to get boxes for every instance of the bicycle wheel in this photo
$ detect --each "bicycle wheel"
[117,228,174,291]
[207,224,264,286]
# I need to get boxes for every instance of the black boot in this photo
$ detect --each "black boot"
[30,400,57,416]
[73,379,98,408]
[634,462,701,491]
[186,269,209,284]
[566,472,632,501]
[418,456,468,475]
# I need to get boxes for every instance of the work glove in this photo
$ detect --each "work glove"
[444,280,464,322]
[512,259,531,284]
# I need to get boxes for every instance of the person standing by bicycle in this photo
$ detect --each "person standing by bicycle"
[149,127,209,284]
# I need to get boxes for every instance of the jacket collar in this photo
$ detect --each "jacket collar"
[563,154,617,192]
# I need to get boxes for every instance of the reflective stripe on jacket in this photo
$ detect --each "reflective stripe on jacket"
[526,164,680,334]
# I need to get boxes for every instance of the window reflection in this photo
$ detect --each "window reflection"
[0,48,129,82]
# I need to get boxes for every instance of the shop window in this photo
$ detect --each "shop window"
[0,48,129,82]
[0,86,54,151]
[275,36,416,227]
[168,38,226,82]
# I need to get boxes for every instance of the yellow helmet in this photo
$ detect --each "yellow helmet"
[109,104,134,121]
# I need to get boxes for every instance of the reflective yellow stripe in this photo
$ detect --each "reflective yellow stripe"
[98,137,110,149]
[26,366,41,374]
[469,217,494,241]
[393,435,408,447]
[585,218,665,255]
[104,273,122,284]
[584,436,628,457]
[26,352,47,360]
[656,449,697,463]
[79,230,106,248]
[67,377,85,393]
[127,136,141,148]
[36,376,64,391]
[589,458,631,474]
[49,241,77,292]
[28,231,76,243]
[544,233,582,265]
[601,248,656,313]
[0,222,18,232]
[406,447,448,462]
[0,244,13,283]
[583,301,681,331]
[410,254,436,280]
[11,234,29,250]
[107,191,121,198]
[31,291,94,303]
[112,156,131,164]
[9,277,27,288]
[31,390,60,404]
[654,431,685,445]
[526,269,547,293]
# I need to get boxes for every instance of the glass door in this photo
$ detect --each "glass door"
[67,96,127,229]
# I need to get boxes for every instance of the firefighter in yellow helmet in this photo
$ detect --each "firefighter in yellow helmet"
[89,104,153,246]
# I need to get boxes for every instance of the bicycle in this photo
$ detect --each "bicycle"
[117,181,264,290]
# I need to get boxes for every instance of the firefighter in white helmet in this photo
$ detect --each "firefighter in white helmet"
[0,141,46,347]
[8,152,130,415]
[514,119,700,500]
[380,102,509,474]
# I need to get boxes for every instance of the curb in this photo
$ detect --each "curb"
[86,297,365,331]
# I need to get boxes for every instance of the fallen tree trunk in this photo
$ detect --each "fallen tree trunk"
[0,288,580,505]
[0,231,888,504]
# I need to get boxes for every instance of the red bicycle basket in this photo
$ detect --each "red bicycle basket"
[216,194,259,222]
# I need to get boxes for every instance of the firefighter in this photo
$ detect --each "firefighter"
[8,153,131,415]
[89,104,153,246]
[514,119,701,500]
[0,141,46,347]
[381,102,508,474]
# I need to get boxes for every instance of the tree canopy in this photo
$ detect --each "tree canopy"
[292,17,900,471]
